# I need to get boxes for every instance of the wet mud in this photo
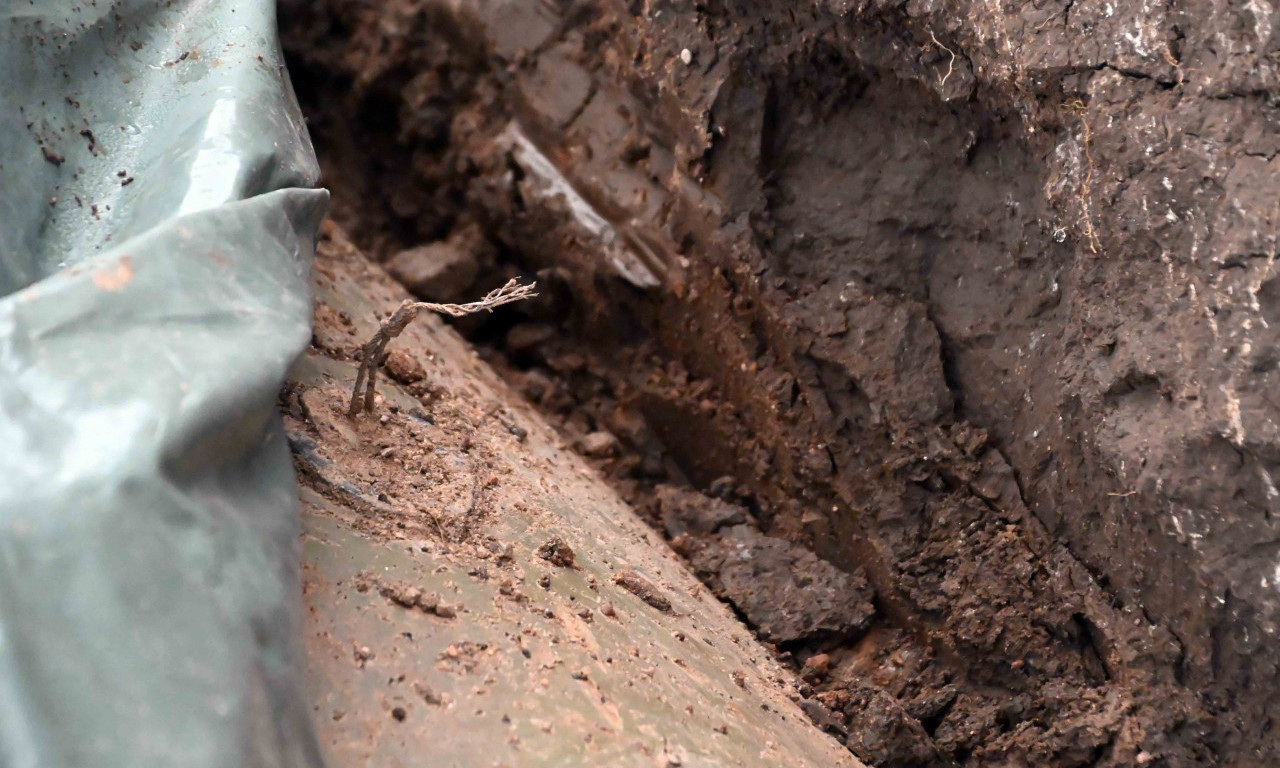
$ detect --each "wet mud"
[282,1,1280,765]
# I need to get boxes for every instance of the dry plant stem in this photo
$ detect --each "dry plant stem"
[349,279,538,416]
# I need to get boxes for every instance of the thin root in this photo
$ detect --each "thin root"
[1062,99,1101,255]
[929,31,957,90]
[349,278,538,416]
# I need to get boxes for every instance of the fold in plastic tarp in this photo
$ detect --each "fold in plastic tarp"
[0,2,328,765]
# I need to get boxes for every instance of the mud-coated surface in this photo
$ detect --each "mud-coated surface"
[281,1,1280,765]
[288,223,859,767]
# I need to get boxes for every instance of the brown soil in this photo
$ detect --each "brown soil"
[292,224,860,767]
[281,1,1280,766]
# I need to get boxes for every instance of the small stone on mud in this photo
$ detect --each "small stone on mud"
[384,348,425,384]
[600,601,617,618]
[379,582,422,608]
[536,537,577,568]
[578,430,619,457]
[612,570,672,613]
[802,653,832,679]
[414,681,444,706]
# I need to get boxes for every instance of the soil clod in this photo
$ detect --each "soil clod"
[612,570,672,614]
[535,537,577,569]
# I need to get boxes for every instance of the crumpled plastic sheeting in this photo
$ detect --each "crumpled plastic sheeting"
[0,2,328,766]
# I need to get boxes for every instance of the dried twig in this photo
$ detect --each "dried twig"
[349,279,537,416]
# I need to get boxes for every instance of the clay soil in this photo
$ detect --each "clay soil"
[281,1,1280,766]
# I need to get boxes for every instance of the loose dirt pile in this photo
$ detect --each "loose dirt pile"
[282,1,1280,765]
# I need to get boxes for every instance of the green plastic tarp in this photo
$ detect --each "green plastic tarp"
[0,1,328,765]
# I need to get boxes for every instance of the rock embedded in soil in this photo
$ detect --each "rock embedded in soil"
[680,523,875,645]
[385,223,490,303]
[661,487,873,643]
[801,653,832,680]
[656,484,747,537]
[577,430,619,457]
[823,685,950,768]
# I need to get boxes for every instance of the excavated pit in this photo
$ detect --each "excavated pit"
[282,1,1280,765]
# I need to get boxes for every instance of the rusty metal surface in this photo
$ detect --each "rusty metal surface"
[287,226,860,767]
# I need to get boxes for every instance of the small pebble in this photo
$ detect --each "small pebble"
[578,430,618,458]
[536,537,577,568]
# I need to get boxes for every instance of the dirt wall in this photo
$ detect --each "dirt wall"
[281,0,1280,764]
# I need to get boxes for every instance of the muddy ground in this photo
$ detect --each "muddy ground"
[287,223,860,767]
[281,1,1279,765]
